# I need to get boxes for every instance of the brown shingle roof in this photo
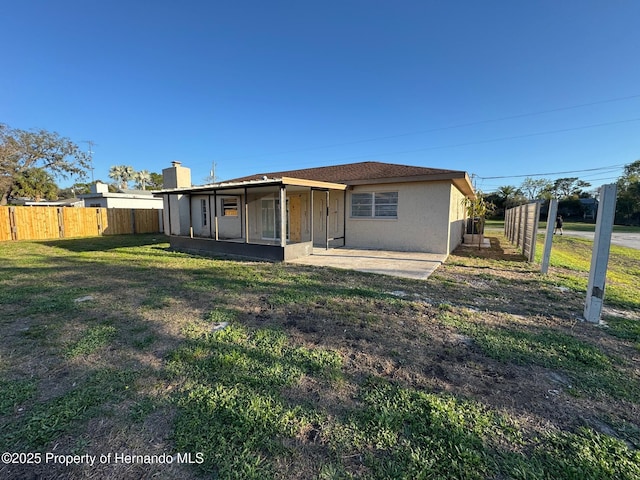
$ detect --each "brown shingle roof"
[227,161,467,185]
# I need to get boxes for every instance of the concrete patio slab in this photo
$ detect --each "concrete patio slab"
[288,247,447,280]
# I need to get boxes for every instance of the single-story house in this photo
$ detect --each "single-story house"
[79,181,163,209]
[156,161,475,261]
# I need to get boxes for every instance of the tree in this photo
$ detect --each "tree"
[520,177,553,200]
[133,170,151,190]
[11,168,58,201]
[57,181,93,199]
[462,190,494,248]
[616,160,640,225]
[552,177,591,199]
[497,185,528,208]
[108,165,135,190]
[497,185,518,200]
[618,160,640,189]
[0,123,90,205]
[148,172,163,189]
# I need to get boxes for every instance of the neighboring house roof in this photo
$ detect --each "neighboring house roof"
[23,199,84,207]
[116,188,156,196]
[79,191,161,200]
[227,161,474,196]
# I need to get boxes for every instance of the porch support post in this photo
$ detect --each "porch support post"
[279,186,287,248]
[325,190,330,250]
[244,187,249,244]
[310,188,314,246]
[164,195,171,236]
[208,194,213,238]
[188,195,193,238]
[213,191,219,241]
[343,189,347,246]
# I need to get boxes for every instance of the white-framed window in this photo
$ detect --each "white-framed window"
[222,197,238,217]
[351,192,398,218]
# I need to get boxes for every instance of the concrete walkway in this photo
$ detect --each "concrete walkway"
[288,247,447,280]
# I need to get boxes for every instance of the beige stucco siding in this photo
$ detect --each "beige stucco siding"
[163,194,190,236]
[447,185,466,253]
[344,181,453,254]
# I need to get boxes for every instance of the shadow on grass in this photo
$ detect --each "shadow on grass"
[454,236,528,263]
[38,233,166,252]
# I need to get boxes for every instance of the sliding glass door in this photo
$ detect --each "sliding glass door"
[261,198,289,241]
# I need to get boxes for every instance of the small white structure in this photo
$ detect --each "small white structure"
[79,181,163,209]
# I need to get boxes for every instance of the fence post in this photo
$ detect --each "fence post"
[541,199,558,274]
[9,206,17,240]
[505,209,510,241]
[131,209,137,234]
[521,205,529,253]
[583,184,618,324]
[96,209,103,235]
[57,207,65,238]
[529,202,540,262]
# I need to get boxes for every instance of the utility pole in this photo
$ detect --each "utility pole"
[83,140,96,183]
[205,161,218,184]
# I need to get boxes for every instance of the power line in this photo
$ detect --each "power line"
[581,176,620,183]
[222,93,640,161]
[326,117,640,164]
[477,163,627,180]
[478,173,622,193]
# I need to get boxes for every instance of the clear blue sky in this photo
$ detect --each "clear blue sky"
[2,1,640,193]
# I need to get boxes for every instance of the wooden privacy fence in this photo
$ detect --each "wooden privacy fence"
[504,202,540,262]
[0,206,163,241]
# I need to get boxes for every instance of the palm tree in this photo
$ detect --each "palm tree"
[497,185,517,201]
[108,165,136,189]
[108,165,123,188]
[134,170,151,190]
[497,185,522,209]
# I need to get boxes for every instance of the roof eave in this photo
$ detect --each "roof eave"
[154,176,347,196]
[345,172,475,197]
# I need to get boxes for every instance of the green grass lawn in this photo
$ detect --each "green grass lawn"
[534,235,640,311]
[0,234,638,479]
